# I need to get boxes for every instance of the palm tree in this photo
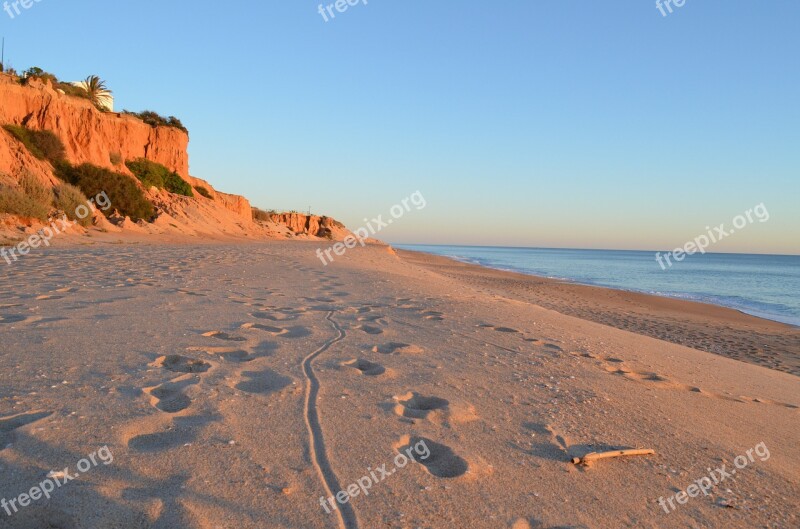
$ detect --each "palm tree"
[82,75,113,111]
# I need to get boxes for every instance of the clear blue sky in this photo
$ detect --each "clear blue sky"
[2,1,798,253]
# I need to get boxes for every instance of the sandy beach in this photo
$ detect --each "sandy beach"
[1,241,797,529]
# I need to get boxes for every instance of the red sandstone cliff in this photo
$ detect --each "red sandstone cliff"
[268,213,350,239]
[0,74,189,177]
[0,71,352,242]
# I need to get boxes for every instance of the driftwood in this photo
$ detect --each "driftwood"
[571,449,655,467]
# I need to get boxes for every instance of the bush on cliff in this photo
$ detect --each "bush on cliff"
[0,171,53,222]
[125,158,194,197]
[122,110,188,133]
[2,125,66,162]
[194,186,213,199]
[54,183,93,227]
[0,187,50,221]
[18,67,94,103]
[54,162,154,222]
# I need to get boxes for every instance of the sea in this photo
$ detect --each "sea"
[395,245,800,327]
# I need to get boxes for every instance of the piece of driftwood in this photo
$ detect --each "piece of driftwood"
[571,449,655,467]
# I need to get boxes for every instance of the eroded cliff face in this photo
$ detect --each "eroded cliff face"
[0,74,189,177]
[0,72,352,242]
[269,213,350,239]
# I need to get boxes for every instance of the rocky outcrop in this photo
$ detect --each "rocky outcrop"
[0,74,188,177]
[185,175,251,219]
[268,213,349,239]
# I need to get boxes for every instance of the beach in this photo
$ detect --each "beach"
[398,250,800,376]
[0,241,797,528]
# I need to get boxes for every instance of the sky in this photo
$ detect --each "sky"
[1,0,798,254]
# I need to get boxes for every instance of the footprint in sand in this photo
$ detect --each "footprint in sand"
[478,324,520,333]
[127,417,208,453]
[543,343,563,352]
[144,376,198,413]
[187,346,253,363]
[521,422,571,461]
[738,396,799,409]
[240,322,289,336]
[372,342,424,355]
[590,356,798,407]
[393,392,449,419]
[342,359,386,376]
[358,324,384,335]
[357,314,384,322]
[202,331,246,342]
[177,289,207,297]
[152,355,211,374]
[251,311,299,322]
[394,435,469,478]
[422,311,445,321]
[0,411,52,449]
[0,314,28,324]
[235,369,293,395]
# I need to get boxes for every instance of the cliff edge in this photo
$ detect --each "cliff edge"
[0,72,349,243]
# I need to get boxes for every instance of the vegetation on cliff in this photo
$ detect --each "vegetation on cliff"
[194,186,213,199]
[121,110,188,133]
[1,124,156,222]
[0,171,53,221]
[54,162,155,222]
[125,158,194,197]
[2,125,65,162]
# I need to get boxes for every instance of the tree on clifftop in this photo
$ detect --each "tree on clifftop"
[83,75,113,111]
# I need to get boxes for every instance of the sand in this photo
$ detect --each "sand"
[398,250,800,376]
[0,241,797,529]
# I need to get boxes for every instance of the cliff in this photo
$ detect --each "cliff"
[0,72,352,243]
[268,213,350,239]
[0,74,189,177]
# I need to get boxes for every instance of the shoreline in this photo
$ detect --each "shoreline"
[397,246,799,328]
[397,248,800,376]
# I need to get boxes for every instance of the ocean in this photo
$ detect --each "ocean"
[396,245,800,327]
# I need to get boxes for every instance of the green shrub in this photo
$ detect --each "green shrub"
[2,125,66,162]
[194,186,213,199]
[125,158,193,197]
[20,67,58,86]
[164,172,193,197]
[54,183,92,227]
[55,162,154,221]
[0,172,52,221]
[19,171,55,206]
[0,186,51,221]
[122,110,188,133]
[109,151,122,166]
